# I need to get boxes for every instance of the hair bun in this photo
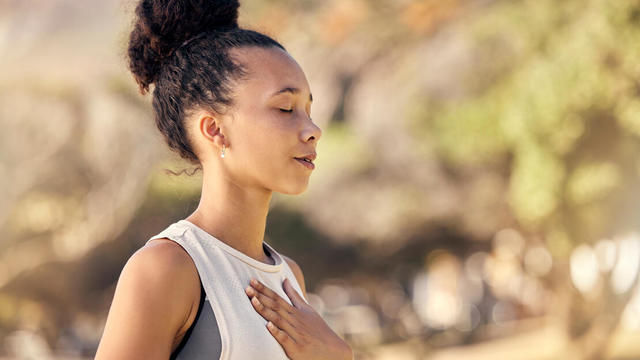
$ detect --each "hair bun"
[128,0,240,93]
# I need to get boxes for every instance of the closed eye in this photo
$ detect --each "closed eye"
[279,108,293,113]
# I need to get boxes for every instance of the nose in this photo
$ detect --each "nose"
[302,117,322,143]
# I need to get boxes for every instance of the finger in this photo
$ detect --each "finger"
[282,278,306,308]
[246,287,295,320]
[266,320,299,354]
[250,278,295,311]
[250,296,300,341]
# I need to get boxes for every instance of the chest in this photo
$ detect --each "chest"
[203,259,301,359]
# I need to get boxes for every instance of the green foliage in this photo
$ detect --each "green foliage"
[509,141,565,228]
[414,0,640,249]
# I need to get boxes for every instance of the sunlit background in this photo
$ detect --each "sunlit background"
[2,0,640,359]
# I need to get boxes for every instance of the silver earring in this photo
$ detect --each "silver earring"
[221,144,226,158]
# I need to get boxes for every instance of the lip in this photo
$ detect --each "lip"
[294,157,315,170]
[295,152,317,162]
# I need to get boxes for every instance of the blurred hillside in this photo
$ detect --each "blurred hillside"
[1,0,640,359]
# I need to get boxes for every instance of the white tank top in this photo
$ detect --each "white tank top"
[144,219,308,360]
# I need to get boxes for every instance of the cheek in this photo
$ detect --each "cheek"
[239,113,290,169]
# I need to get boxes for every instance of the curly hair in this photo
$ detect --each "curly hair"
[127,0,286,165]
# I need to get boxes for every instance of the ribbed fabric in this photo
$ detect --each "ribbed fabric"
[145,220,307,360]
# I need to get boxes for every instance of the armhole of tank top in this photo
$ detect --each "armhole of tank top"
[169,278,205,360]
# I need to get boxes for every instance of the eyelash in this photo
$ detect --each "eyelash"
[278,108,312,121]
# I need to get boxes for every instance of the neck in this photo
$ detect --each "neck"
[185,164,274,265]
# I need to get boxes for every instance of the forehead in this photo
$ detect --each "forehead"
[230,46,310,97]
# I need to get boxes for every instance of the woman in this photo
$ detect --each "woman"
[94,1,353,359]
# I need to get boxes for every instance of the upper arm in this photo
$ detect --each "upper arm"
[95,240,199,360]
[282,254,307,300]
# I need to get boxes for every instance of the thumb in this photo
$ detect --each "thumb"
[282,277,306,307]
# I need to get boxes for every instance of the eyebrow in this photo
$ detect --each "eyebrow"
[271,87,313,102]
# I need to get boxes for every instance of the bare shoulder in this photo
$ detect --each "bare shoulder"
[95,238,200,360]
[124,239,200,304]
[123,239,202,329]
[281,254,307,299]
[140,238,198,277]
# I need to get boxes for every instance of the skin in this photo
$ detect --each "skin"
[95,46,353,360]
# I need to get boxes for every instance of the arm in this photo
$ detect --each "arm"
[95,240,200,360]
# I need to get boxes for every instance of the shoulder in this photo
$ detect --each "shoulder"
[127,239,202,327]
[137,238,197,272]
[281,254,307,299]
[125,239,200,302]
[95,238,200,359]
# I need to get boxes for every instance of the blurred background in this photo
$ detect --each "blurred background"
[1,0,640,359]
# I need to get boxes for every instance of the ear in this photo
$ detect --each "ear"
[198,112,226,150]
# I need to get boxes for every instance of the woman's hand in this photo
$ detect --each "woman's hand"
[245,278,354,360]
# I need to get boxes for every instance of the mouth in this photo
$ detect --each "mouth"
[294,157,315,169]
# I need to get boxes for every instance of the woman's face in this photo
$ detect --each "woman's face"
[213,46,321,195]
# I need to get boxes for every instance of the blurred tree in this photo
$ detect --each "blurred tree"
[2,0,640,358]
[409,0,640,358]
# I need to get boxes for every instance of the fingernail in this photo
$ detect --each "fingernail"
[252,296,260,305]
[245,286,253,295]
[251,278,258,286]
